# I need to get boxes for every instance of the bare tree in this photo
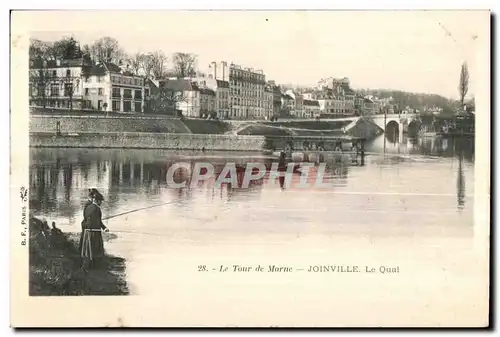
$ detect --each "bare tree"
[91,37,125,63]
[458,62,469,107]
[172,52,197,78]
[29,67,51,108]
[140,54,155,80]
[127,52,144,75]
[148,85,186,115]
[29,39,52,108]
[60,75,81,111]
[82,44,97,63]
[150,51,168,80]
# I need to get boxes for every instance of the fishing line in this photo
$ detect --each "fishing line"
[106,230,170,237]
[102,200,178,221]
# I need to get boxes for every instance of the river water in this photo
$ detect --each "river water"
[29,134,487,326]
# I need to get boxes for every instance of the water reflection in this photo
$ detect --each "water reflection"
[367,134,475,163]
[457,153,466,209]
[30,149,355,227]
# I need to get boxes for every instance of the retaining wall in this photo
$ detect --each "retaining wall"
[30,133,269,151]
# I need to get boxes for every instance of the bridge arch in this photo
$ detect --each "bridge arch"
[385,120,400,143]
[407,119,421,137]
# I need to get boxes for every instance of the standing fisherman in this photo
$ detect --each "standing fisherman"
[80,189,109,269]
[79,189,96,253]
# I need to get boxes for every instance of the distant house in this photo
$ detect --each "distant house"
[303,99,320,118]
[199,87,216,118]
[157,79,201,117]
[281,93,295,117]
[82,62,148,113]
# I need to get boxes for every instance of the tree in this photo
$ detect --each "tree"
[52,37,82,59]
[127,52,144,75]
[458,62,469,107]
[150,51,168,80]
[82,44,96,63]
[29,39,52,108]
[147,85,186,115]
[60,75,80,111]
[171,52,197,78]
[91,37,125,63]
[140,54,155,80]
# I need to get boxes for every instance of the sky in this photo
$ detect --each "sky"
[27,10,488,100]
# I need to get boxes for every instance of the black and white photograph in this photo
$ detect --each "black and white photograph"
[10,9,490,327]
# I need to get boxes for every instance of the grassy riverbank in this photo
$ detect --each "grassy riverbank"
[29,217,128,296]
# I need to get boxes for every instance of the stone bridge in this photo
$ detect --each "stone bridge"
[366,113,421,141]
[226,114,420,141]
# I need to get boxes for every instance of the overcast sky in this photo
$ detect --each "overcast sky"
[28,10,487,99]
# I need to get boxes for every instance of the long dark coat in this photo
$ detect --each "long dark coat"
[78,200,92,253]
[80,202,107,260]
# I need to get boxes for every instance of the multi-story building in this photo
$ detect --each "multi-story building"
[315,77,356,116]
[29,58,86,110]
[363,97,375,115]
[209,62,267,119]
[159,79,201,117]
[264,83,274,119]
[199,88,216,118]
[303,100,320,119]
[285,90,304,118]
[190,77,230,118]
[29,58,149,113]
[99,62,147,113]
[267,80,282,118]
[215,80,230,118]
[281,93,294,117]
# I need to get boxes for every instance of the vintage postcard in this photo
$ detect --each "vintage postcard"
[10,10,490,327]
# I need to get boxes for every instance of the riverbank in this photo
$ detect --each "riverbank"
[29,217,128,296]
[30,132,364,151]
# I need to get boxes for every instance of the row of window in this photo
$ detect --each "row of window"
[230,88,265,98]
[111,100,143,112]
[230,81,265,90]
[111,75,144,86]
[84,76,105,83]
[46,83,76,97]
[229,70,264,82]
[111,88,143,100]
[230,97,269,108]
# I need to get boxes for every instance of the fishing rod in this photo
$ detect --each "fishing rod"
[102,200,178,221]
[105,229,169,237]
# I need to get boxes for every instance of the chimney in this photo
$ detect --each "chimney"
[211,61,217,80]
[222,61,227,81]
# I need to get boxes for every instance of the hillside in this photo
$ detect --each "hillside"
[357,89,458,113]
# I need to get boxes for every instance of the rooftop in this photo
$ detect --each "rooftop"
[159,79,199,92]
[303,99,320,107]
[200,88,215,96]
[216,80,230,88]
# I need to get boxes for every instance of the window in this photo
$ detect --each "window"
[50,84,59,97]
[97,76,101,83]
[112,100,120,111]
[98,88,104,95]
[64,83,73,96]
[66,69,71,77]
[145,89,150,97]
[124,89,132,99]
[135,102,142,112]
[85,88,89,95]
[112,87,121,98]
[134,90,142,100]
[123,100,132,112]
[52,70,56,78]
